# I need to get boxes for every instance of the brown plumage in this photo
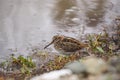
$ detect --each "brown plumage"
[44,35,88,55]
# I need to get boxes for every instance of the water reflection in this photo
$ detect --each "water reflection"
[85,0,107,26]
[53,0,107,27]
[53,0,76,20]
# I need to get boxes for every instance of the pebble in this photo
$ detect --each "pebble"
[82,57,108,74]
[64,61,87,74]
[30,69,72,80]
[108,56,120,73]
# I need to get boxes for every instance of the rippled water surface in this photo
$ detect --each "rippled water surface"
[0,0,120,58]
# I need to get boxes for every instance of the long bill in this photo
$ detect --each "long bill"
[44,40,54,49]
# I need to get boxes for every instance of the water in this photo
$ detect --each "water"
[0,0,120,58]
[0,0,56,57]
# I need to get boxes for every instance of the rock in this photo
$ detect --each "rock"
[64,61,87,74]
[30,69,73,80]
[108,56,120,73]
[30,57,120,80]
[88,74,119,80]
[82,57,108,75]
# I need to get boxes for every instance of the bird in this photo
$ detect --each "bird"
[44,35,88,55]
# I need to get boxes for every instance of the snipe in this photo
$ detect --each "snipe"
[44,35,88,55]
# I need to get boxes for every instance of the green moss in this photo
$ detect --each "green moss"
[0,55,36,75]
[87,31,115,54]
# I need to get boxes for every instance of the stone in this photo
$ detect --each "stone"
[64,61,87,74]
[82,57,108,75]
[30,69,72,80]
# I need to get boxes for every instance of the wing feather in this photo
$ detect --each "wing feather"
[59,42,81,52]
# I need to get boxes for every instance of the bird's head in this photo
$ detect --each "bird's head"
[44,35,64,49]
